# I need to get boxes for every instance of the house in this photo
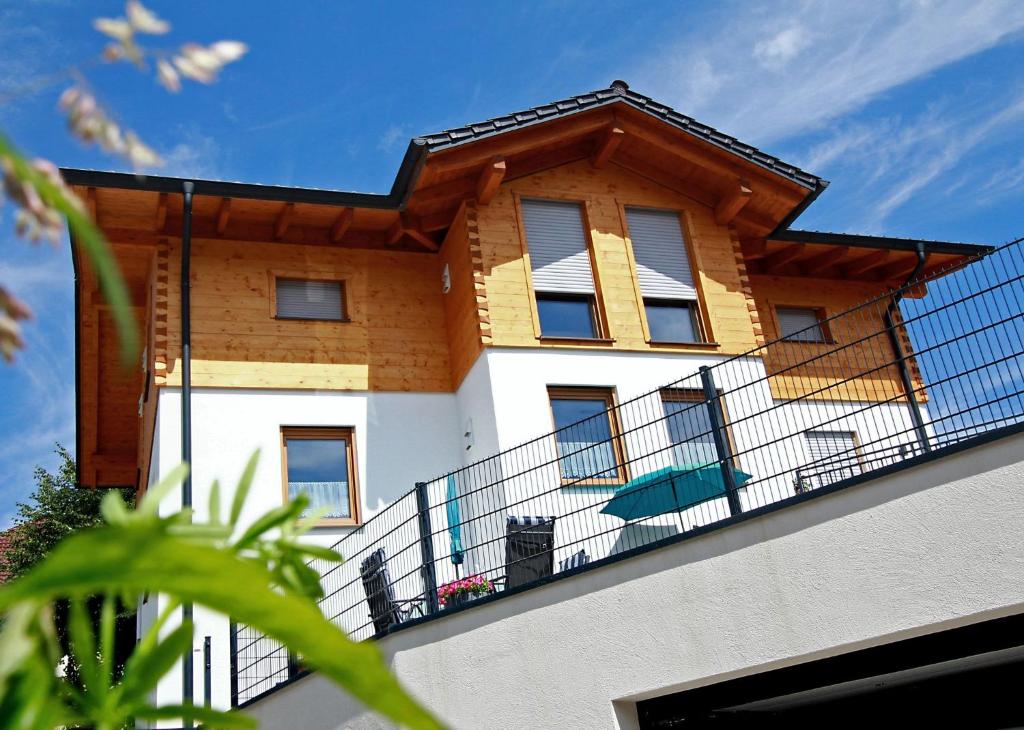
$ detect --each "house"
[64,82,1024,728]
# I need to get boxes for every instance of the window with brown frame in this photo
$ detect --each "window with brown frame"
[280,427,360,526]
[660,389,736,469]
[274,278,347,321]
[548,387,628,486]
[776,306,833,344]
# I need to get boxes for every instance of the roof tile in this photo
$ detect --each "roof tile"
[419,82,824,189]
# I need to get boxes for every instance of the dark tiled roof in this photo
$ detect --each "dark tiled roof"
[416,81,824,190]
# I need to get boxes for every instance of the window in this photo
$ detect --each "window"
[548,387,627,485]
[645,299,700,343]
[804,430,861,487]
[660,389,726,468]
[275,278,346,321]
[536,293,598,339]
[777,306,830,343]
[626,207,704,343]
[521,198,603,339]
[281,427,359,526]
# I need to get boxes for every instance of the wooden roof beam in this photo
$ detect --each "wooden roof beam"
[714,179,752,225]
[420,206,461,232]
[618,116,807,200]
[740,238,768,260]
[386,218,404,246]
[330,207,354,243]
[428,112,612,173]
[844,250,890,276]
[155,192,168,231]
[611,152,718,209]
[761,243,806,273]
[590,126,625,169]
[398,213,439,251]
[215,197,231,235]
[273,202,294,240]
[85,187,97,222]
[476,157,506,205]
[801,245,849,276]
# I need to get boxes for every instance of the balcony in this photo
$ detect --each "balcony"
[230,236,1024,708]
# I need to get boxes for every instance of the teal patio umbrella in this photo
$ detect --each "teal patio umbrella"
[446,475,465,575]
[600,465,752,521]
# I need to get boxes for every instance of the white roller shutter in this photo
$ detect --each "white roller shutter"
[805,431,861,474]
[777,307,825,341]
[521,199,596,295]
[276,279,345,320]
[626,208,697,300]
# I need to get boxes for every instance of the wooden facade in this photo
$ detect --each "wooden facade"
[749,275,925,403]
[69,89,982,489]
[474,160,761,355]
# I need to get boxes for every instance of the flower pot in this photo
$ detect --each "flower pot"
[450,591,477,607]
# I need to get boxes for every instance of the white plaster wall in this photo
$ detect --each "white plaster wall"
[142,386,463,720]
[450,348,936,575]
[244,429,1024,730]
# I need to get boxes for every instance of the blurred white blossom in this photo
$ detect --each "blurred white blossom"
[59,86,163,168]
[0,0,248,361]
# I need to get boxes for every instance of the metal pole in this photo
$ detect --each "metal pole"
[414,482,440,615]
[180,181,195,722]
[203,636,212,708]
[700,366,742,516]
[228,622,238,708]
[885,241,932,454]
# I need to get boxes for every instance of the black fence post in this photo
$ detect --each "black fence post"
[203,636,212,708]
[287,652,301,680]
[415,482,440,615]
[700,366,742,516]
[228,622,238,708]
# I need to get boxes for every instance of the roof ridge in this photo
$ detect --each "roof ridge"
[416,81,825,189]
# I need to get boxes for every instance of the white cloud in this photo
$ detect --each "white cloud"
[753,25,811,69]
[159,126,224,180]
[870,92,1024,222]
[634,0,1024,143]
[377,124,408,154]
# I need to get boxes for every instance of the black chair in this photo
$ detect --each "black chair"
[359,548,425,635]
[504,515,557,589]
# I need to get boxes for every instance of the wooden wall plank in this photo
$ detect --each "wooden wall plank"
[473,159,760,355]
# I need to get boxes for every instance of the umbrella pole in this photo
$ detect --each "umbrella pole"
[671,474,685,532]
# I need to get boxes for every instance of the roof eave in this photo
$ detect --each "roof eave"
[770,228,994,257]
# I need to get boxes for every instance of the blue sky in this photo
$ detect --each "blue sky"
[0,1,1022,525]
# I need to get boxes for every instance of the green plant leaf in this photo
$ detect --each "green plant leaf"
[233,498,306,551]
[0,525,443,729]
[289,543,344,563]
[209,479,222,525]
[134,703,257,729]
[67,599,100,696]
[229,451,260,526]
[0,131,139,365]
[116,620,193,707]
[139,463,190,517]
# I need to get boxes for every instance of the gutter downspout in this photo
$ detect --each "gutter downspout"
[180,180,195,722]
[884,240,931,454]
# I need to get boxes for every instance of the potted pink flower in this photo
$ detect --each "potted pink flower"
[437,574,493,607]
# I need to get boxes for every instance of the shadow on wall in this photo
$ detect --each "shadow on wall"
[611,523,681,556]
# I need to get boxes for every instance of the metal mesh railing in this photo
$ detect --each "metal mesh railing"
[232,235,1024,706]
